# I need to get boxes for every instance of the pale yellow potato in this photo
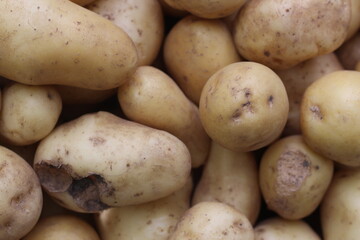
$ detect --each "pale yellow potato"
[259,135,333,220]
[192,141,260,224]
[70,0,95,6]
[168,201,254,240]
[0,83,62,146]
[300,70,360,166]
[336,32,360,70]
[0,146,43,240]
[346,0,360,40]
[23,214,100,240]
[321,168,360,240]
[88,0,164,66]
[118,66,210,168]
[33,111,191,213]
[233,0,351,69]
[254,217,321,240]
[96,177,192,240]
[0,0,138,90]
[164,15,241,104]
[276,53,343,136]
[199,62,289,152]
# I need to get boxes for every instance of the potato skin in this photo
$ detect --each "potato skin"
[0,0,138,90]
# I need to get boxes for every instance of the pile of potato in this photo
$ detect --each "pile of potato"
[0,0,360,239]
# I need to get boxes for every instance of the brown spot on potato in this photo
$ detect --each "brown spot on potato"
[89,136,106,146]
[264,50,271,57]
[34,162,73,192]
[310,105,323,120]
[268,95,274,107]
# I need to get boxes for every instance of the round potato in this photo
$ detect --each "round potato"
[199,61,289,152]
[336,32,360,70]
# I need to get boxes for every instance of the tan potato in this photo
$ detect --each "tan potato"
[192,141,260,224]
[33,111,191,213]
[23,214,100,240]
[233,0,351,69]
[336,31,360,70]
[0,0,138,90]
[87,0,164,66]
[95,177,192,240]
[199,62,289,152]
[300,70,360,166]
[259,135,333,220]
[0,83,62,146]
[0,146,43,240]
[164,15,241,104]
[346,0,360,40]
[118,66,210,168]
[168,201,254,240]
[276,53,343,136]
[70,0,95,6]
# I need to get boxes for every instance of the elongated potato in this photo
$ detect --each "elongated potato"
[33,111,191,213]
[118,66,210,168]
[0,0,138,90]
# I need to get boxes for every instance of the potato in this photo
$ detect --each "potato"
[276,53,343,136]
[192,141,260,224]
[23,214,100,240]
[168,201,254,240]
[233,0,351,69]
[164,15,241,104]
[0,83,62,146]
[0,0,138,90]
[336,32,360,70]
[95,177,192,240]
[254,217,321,240]
[118,66,210,168]
[300,70,360,167]
[33,111,191,213]
[346,0,360,40]
[87,0,164,66]
[259,135,333,220]
[0,146,43,240]
[199,62,289,152]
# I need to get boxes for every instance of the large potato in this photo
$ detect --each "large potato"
[33,111,191,213]
[0,0,138,90]
[233,0,351,69]
[199,62,289,152]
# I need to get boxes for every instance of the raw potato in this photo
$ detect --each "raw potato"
[168,201,254,240]
[0,0,138,90]
[33,111,191,213]
[346,0,360,40]
[0,83,62,146]
[96,177,192,240]
[233,0,351,69]
[336,32,360,70]
[192,141,260,224]
[199,62,289,152]
[300,70,360,166]
[88,0,164,66]
[164,15,241,104]
[0,146,43,240]
[23,214,100,240]
[259,135,333,220]
[254,217,321,240]
[118,66,210,168]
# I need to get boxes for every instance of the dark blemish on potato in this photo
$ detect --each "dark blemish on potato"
[133,192,143,197]
[34,162,73,192]
[126,163,130,167]
[137,29,143,36]
[102,14,115,21]
[231,109,241,122]
[268,95,274,107]
[47,92,53,100]
[302,160,310,168]
[89,136,106,146]
[147,220,152,225]
[310,105,323,120]
[264,50,271,57]
[222,231,228,235]
[315,165,320,170]
[244,88,251,98]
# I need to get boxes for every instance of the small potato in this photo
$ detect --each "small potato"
[199,62,289,152]
[336,32,360,70]
[33,111,191,213]
[259,135,333,220]
[168,201,254,240]
[164,15,241,104]
[192,141,260,224]
[0,146,43,240]
[300,70,360,166]
[118,66,210,168]
[0,83,62,146]
[233,0,351,69]
[23,214,100,240]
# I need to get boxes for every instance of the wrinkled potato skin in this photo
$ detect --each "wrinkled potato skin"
[164,15,241,104]
[259,135,333,220]
[336,32,360,70]
[88,0,164,66]
[192,141,260,224]
[301,70,360,166]
[118,66,210,168]
[0,0,138,90]
[33,111,191,213]
[0,146,43,240]
[199,62,289,152]
[233,0,351,69]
